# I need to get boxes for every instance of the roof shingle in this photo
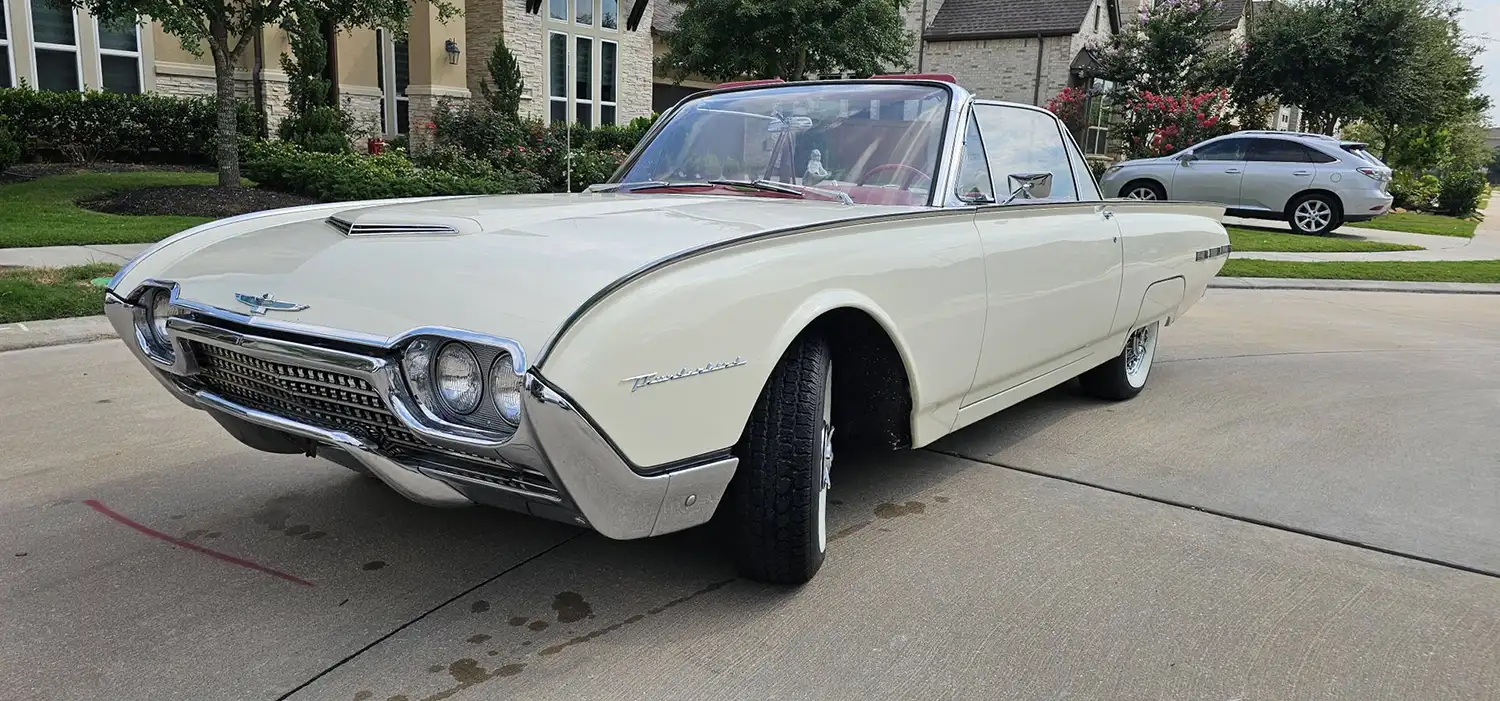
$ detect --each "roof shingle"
[925,0,1097,41]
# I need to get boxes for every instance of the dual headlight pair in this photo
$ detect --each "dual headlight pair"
[400,337,523,429]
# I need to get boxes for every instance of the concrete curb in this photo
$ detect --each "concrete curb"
[1210,277,1500,295]
[0,315,116,353]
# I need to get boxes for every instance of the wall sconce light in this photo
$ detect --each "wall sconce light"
[445,39,461,65]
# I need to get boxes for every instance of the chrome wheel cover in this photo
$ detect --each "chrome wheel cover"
[1294,199,1333,233]
[1124,323,1158,389]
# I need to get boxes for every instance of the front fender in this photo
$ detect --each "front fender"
[539,213,988,469]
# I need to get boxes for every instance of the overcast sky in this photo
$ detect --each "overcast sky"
[1465,0,1500,123]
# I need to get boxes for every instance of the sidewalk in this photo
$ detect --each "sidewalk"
[0,243,147,268]
[1228,199,1500,262]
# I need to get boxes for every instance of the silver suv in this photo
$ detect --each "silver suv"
[1098,131,1394,235]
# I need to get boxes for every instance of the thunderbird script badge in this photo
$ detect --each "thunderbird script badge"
[234,292,309,315]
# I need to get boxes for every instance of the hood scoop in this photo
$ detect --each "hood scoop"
[326,207,482,237]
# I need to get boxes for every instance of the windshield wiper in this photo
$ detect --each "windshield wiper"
[710,179,854,205]
[601,179,853,205]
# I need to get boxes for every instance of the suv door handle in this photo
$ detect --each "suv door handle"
[1293,170,1312,176]
[1223,168,1243,174]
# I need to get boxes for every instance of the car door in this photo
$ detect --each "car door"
[1239,138,1318,213]
[1170,137,1249,206]
[962,102,1124,405]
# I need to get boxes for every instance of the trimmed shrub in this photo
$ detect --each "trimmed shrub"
[1389,170,1441,211]
[0,87,259,164]
[0,118,20,173]
[277,105,355,154]
[1437,169,1486,217]
[429,99,651,191]
[243,140,543,202]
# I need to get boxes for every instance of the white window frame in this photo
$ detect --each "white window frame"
[544,0,621,126]
[599,39,617,126]
[93,19,143,94]
[26,0,83,92]
[376,28,409,137]
[0,0,16,88]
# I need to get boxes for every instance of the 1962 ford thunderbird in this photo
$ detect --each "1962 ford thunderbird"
[105,77,1229,584]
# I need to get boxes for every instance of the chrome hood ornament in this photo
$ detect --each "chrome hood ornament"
[234,292,309,315]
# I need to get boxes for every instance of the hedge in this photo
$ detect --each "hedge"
[243,140,543,202]
[0,87,261,165]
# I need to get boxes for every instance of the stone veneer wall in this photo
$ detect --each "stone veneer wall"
[339,89,385,139]
[493,4,654,123]
[923,36,1077,105]
[153,63,292,134]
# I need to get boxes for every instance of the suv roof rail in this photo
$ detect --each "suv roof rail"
[1236,129,1338,141]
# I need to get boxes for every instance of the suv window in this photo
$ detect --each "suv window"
[1343,145,1385,167]
[1188,138,1248,161]
[1247,139,1311,163]
[972,104,1078,202]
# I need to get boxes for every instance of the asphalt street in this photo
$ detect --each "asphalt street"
[2,289,1498,701]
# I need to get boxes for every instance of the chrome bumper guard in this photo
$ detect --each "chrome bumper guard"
[104,292,737,540]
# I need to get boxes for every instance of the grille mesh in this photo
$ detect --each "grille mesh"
[189,341,558,500]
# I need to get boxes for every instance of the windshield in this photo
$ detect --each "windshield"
[614,83,952,206]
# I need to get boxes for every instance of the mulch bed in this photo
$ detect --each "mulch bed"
[77,185,318,218]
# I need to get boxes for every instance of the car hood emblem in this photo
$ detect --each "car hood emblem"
[234,292,309,315]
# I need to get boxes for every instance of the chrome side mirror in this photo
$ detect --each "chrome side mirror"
[1002,172,1053,204]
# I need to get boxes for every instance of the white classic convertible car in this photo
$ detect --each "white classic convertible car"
[105,76,1229,584]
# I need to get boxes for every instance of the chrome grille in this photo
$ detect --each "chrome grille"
[188,341,559,501]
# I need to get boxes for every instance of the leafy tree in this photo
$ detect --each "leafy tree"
[479,36,525,120]
[657,0,912,82]
[1091,0,1240,100]
[71,0,456,187]
[275,6,354,153]
[1237,0,1488,138]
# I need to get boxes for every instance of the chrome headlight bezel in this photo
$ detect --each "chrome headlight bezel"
[397,332,526,438]
[133,285,182,364]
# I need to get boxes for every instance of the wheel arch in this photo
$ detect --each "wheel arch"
[1120,177,1168,200]
[764,300,918,454]
[1286,188,1346,217]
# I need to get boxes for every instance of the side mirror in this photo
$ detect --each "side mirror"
[1002,172,1053,204]
[1178,152,1197,165]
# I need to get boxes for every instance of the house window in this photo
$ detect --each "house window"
[0,0,14,88]
[545,1,621,126]
[95,19,141,93]
[1082,78,1113,156]
[375,29,409,136]
[29,0,80,92]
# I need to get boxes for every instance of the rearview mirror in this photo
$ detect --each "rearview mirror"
[1002,172,1053,204]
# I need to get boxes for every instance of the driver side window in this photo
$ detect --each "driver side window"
[1188,138,1248,161]
[972,104,1078,202]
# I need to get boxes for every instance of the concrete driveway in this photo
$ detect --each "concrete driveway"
[3,290,1498,701]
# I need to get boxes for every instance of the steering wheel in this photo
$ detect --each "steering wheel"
[857,163,932,190]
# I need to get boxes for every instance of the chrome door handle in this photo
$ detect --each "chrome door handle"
[1223,169,1242,174]
[1102,209,1115,220]
[1293,170,1312,176]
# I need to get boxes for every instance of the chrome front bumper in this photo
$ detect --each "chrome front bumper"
[104,292,737,540]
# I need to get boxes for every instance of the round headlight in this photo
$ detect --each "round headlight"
[435,343,483,415]
[489,353,523,425]
[148,290,174,345]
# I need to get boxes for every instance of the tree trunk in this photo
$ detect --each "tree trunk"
[214,63,240,188]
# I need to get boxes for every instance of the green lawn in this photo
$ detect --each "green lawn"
[0,172,213,248]
[1346,211,1478,238]
[1227,226,1420,253]
[0,263,120,323]
[1219,258,1500,283]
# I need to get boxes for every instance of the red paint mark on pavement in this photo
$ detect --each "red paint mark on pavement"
[83,500,314,587]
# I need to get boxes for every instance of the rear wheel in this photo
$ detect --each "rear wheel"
[1288,193,1341,235]
[1122,180,1166,201]
[1080,322,1159,401]
[727,335,833,584]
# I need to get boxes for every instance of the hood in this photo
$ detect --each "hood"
[124,193,920,355]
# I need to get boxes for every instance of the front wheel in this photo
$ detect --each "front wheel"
[727,335,833,584]
[1288,193,1341,235]
[1080,322,1160,401]
[1122,180,1167,201]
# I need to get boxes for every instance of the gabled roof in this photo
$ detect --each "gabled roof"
[652,0,682,35]
[925,0,1115,41]
[1210,0,1250,30]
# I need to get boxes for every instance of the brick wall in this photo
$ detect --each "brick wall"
[924,35,1076,105]
[466,0,506,99]
[500,3,548,121]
